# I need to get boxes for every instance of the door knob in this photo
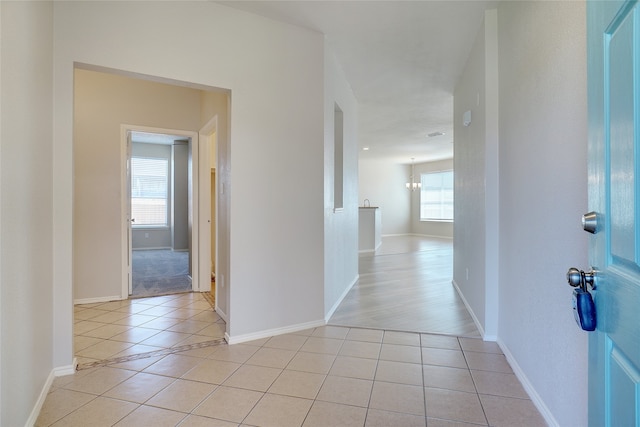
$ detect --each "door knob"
[566,267,596,290]
[566,267,583,287]
[582,211,599,234]
[566,267,597,331]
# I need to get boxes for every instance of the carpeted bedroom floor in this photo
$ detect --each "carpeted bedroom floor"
[132,249,192,297]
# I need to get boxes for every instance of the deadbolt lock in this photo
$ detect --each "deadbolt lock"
[582,211,599,234]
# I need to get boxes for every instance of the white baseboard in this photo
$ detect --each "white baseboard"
[74,295,123,305]
[216,306,228,323]
[451,279,491,340]
[226,319,326,345]
[451,278,556,425]
[409,232,454,240]
[325,275,358,322]
[54,358,78,377]
[26,358,77,427]
[497,339,559,427]
[380,233,453,240]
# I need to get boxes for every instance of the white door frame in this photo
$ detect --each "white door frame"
[120,124,199,299]
[198,116,218,294]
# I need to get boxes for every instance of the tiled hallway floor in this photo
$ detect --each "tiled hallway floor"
[38,302,547,426]
[73,293,225,368]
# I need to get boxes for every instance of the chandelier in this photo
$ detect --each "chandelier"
[406,158,421,191]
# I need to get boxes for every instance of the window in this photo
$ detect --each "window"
[131,157,169,226]
[420,170,454,221]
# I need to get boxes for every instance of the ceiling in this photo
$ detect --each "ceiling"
[218,0,497,165]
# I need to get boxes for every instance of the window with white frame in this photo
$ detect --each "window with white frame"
[131,157,169,226]
[420,170,454,221]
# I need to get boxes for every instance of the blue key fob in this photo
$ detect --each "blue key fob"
[573,288,596,331]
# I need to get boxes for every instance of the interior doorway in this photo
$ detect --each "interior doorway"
[73,65,230,341]
[127,130,195,298]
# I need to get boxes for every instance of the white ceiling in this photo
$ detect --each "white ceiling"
[218,0,497,165]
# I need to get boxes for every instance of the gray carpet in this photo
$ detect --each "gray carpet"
[132,249,192,297]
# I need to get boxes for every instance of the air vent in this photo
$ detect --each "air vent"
[427,132,445,138]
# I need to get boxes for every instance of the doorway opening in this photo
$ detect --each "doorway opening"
[128,131,194,298]
[73,65,230,320]
[71,65,231,368]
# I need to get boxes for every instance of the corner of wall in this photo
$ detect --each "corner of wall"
[453,10,489,337]
[323,44,359,320]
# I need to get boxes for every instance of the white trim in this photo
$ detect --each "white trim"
[408,232,454,240]
[226,319,326,345]
[25,371,54,427]
[74,295,122,305]
[54,358,78,377]
[380,233,454,240]
[120,125,130,299]
[198,115,217,294]
[325,275,359,322]
[451,279,497,341]
[497,339,559,427]
[216,306,228,323]
[26,359,78,427]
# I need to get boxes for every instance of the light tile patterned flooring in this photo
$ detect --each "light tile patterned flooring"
[39,302,546,426]
[37,237,547,426]
[73,293,225,368]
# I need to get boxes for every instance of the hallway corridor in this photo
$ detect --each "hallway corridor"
[330,236,479,336]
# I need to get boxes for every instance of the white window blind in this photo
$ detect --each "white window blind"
[131,157,168,226]
[420,171,454,221]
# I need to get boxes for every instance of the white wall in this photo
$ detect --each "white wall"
[497,2,588,426]
[453,11,499,338]
[324,48,359,319]
[358,159,411,235]
[55,1,326,342]
[358,158,453,238]
[411,159,454,238]
[0,2,55,425]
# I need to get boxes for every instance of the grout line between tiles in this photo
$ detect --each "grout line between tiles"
[461,337,490,426]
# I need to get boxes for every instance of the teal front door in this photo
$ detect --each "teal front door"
[588,1,640,425]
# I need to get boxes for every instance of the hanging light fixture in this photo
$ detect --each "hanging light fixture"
[406,158,421,191]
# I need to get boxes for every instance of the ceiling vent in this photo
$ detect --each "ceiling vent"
[427,132,445,138]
